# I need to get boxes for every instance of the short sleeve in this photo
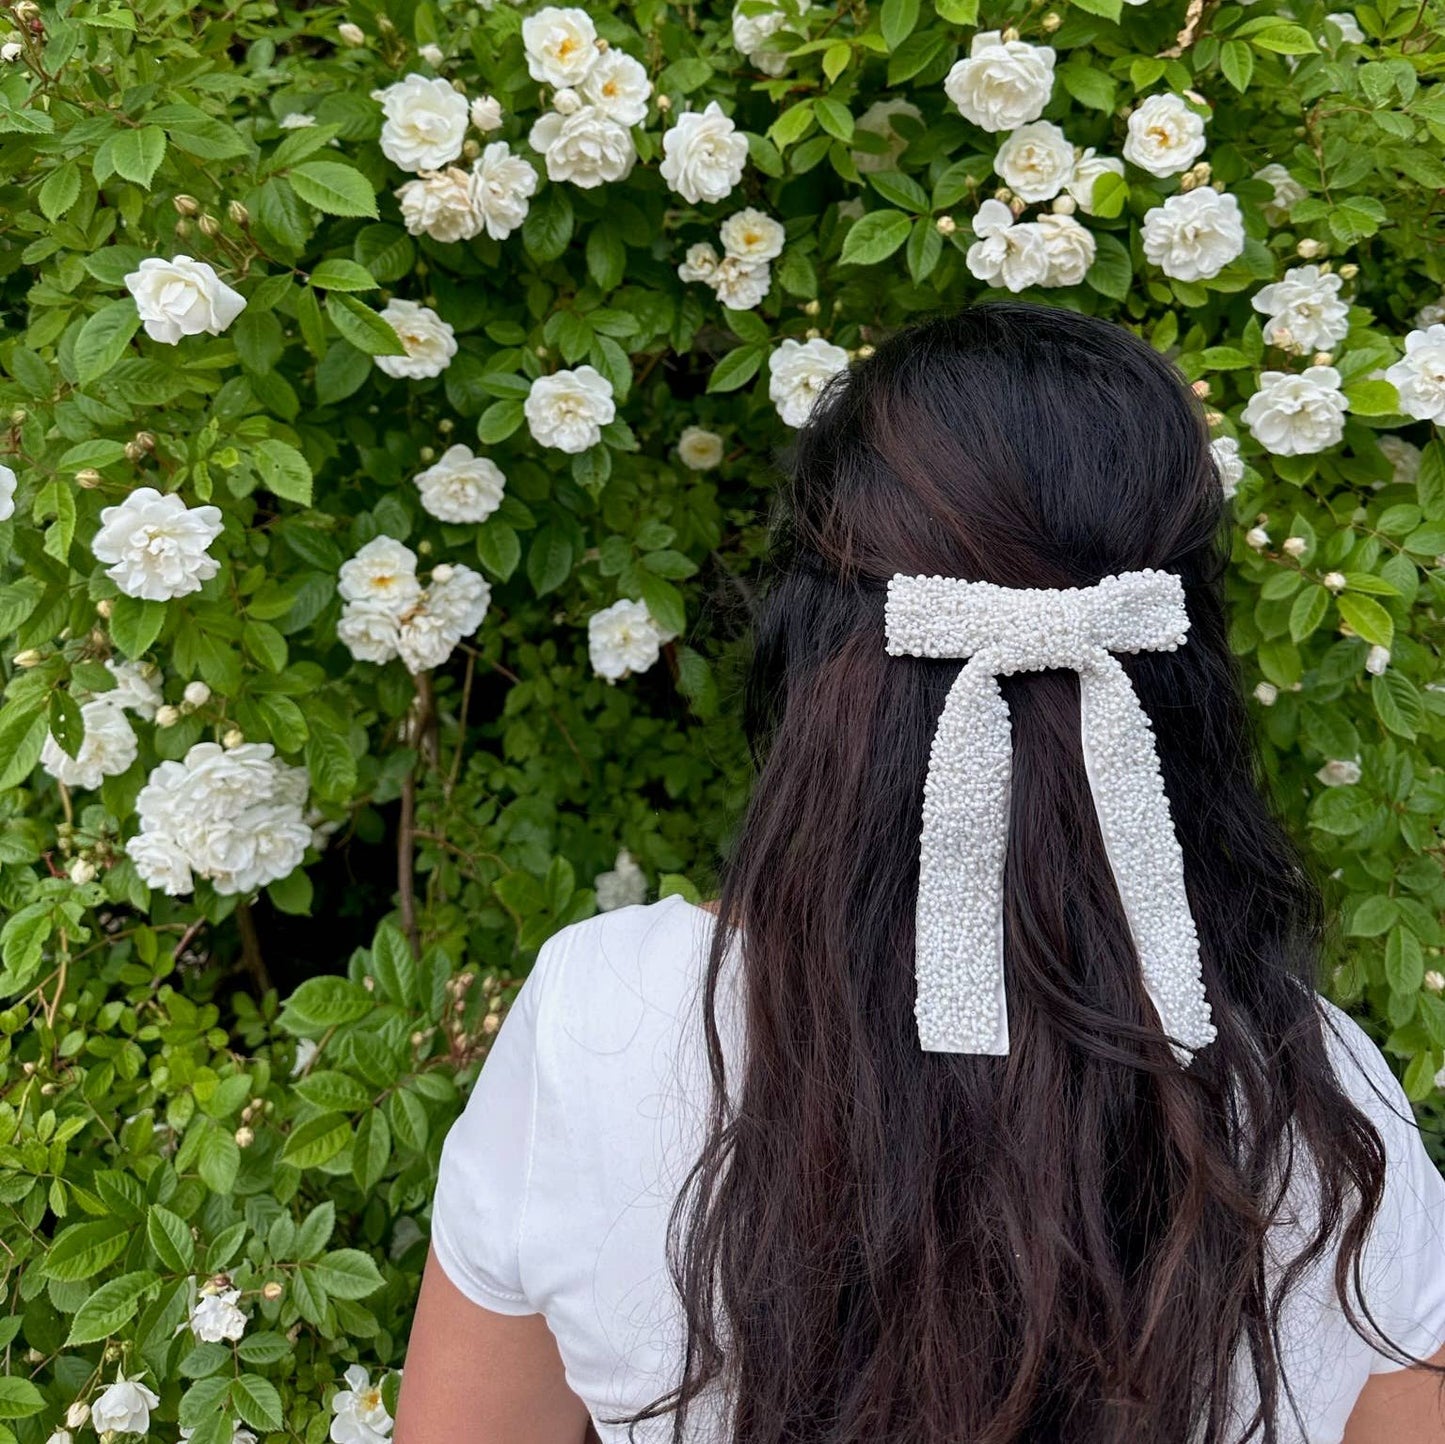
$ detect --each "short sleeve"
[429,934,566,1315]
[1320,1002,1445,1371]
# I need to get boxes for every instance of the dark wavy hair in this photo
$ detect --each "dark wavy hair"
[619,303,1424,1443]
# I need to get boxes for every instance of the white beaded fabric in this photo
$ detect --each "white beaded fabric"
[884,568,1217,1066]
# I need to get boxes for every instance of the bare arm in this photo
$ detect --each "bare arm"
[1342,1344,1445,1444]
[395,1244,595,1444]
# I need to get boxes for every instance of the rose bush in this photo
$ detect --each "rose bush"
[0,0,1443,1435]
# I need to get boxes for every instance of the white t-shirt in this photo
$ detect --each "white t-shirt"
[429,894,1445,1444]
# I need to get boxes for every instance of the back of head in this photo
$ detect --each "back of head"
[627,304,1398,1443]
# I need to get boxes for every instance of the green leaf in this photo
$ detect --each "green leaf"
[1247,22,1318,55]
[1220,39,1255,92]
[327,293,407,356]
[822,41,852,83]
[0,708,48,792]
[38,161,81,222]
[308,259,378,292]
[1343,379,1399,416]
[254,438,314,505]
[840,209,911,265]
[47,689,83,761]
[1059,64,1116,112]
[1071,0,1122,15]
[370,922,418,1007]
[149,101,250,160]
[707,345,764,393]
[280,975,373,1031]
[66,1271,158,1345]
[1385,926,1425,994]
[111,126,167,188]
[522,186,574,262]
[526,524,575,597]
[1086,232,1132,301]
[231,1375,284,1433]
[108,596,167,659]
[1373,671,1422,739]
[289,162,379,218]
[310,1248,384,1300]
[1337,593,1393,648]
[1288,584,1329,642]
[147,1205,195,1272]
[814,97,854,142]
[43,1218,131,1281]
[1418,441,1445,521]
[478,398,525,444]
[880,0,920,50]
[934,0,978,20]
[352,1108,391,1192]
[280,1113,352,1169]
[476,522,521,582]
[0,1378,45,1420]
[1347,895,1398,938]
[1089,171,1128,220]
[305,725,357,803]
[75,300,140,384]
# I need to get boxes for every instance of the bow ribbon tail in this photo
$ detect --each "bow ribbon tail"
[914,656,1012,1054]
[1076,652,1217,1065]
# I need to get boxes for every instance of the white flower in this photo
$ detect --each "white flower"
[69,856,96,885]
[292,1037,320,1076]
[522,6,597,87]
[374,74,469,173]
[337,601,400,663]
[41,699,138,791]
[1035,212,1095,287]
[525,366,616,453]
[396,608,457,673]
[338,536,422,615]
[1,40,23,62]
[471,95,503,133]
[1241,367,1349,455]
[330,1365,394,1444]
[124,256,246,345]
[552,87,583,115]
[1385,325,1445,422]
[528,105,636,187]
[995,121,1075,203]
[426,563,491,638]
[418,42,444,66]
[965,199,1050,293]
[395,168,479,243]
[712,256,771,309]
[1378,434,1422,485]
[190,1286,247,1343]
[1316,759,1362,786]
[720,207,785,262]
[1366,644,1391,675]
[1140,188,1245,281]
[413,444,506,524]
[588,598,674,682]
[0,461,14,521]
[943,29,1056,133]
[64,1402,89,1431]
[1324,570,1347,592]
[1211,436,1245,499]
[1254,163,1307,225]
[1416,297,1445,329]
[338,21,365,46]
[660,101,748,205]
[1253,681,1278,706]
[579,48,651,126]
[1245,526,1270,550]
[92,659,165,720]
[182,679,210,708]
[374,300,456,379]
[1123,94,1207,178]
[1251,265,1350,353]
[731,0,806,75]
[677,241,720,284]
[678,426,724,470]
[91,486,224,601]
[768,337,850,428]
[45,1431,71,1444]
[595,848,647,910]
[279,112,316,129]
[468,142,538,238]
[90,1376,161,1435]
[851,98,922,173]
[1324,11,1364,43]
[126,741,311,896]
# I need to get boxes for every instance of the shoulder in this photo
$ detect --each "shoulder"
[1313,996,1418,1141]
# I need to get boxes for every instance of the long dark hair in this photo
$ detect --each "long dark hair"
[623,303,1420,1442]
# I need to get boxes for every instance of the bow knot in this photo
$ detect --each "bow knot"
[885,569,1215,1064]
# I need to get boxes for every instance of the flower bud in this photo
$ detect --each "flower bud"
[1191,380,1210,399]
[1282,536,1307,557]
[14,0,39,19]
[993,186,1014,205]
[419,446,435,463]
[1204,409,1224,427]
[124,440,144,462]
[12,649,42,667]
[855,344,875,359]
[1001,25,1020,41]
[1338,263,1359,280]
[96,598,113,618]
[183,681,211,707]
[1041,11,1062,30]
[438,417,454,434]
[461,137,480,161]
[1245,526,1270,550]
[262,1281,284,1301]
[228,200,250,227]
[416,538,432,555]
[1296,237,1326,258]
[553,87,582,115]
[471,95,503,133]
[376,14,394,31]
[222,727,244,748]
[174,218,193,240]
[803,298,821,315]
[419,43,444,66]
[431,563,454,582]
[69,857,96,885]
[655,93,670,111]
[482,1012,501,1036]
[9,407,26,425]
[66,1402,90,1430]
[338,20,365,45]
[936,214,957,235]
[1253,681,1278,706]
[235,1126,254,1147]
[155,704,181,727]
[197,213,222,238]
[1051,194,1076,215]
[174,194,200,216]
[1,41,25,63]
[75,468,103,488]
[1426,971,1445,994]
[1365,644,1390,675]
[363,975,376,992]
[805,327,821,340]
[1310,351,1333,368]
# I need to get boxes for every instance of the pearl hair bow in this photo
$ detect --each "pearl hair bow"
[884,569,1217,1065]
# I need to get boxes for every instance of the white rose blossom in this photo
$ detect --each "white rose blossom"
[767,337,850,428]
[677,240,719,284]
[468,143,538,238]
[412,444,507,524]
[659,101,748,205]
[579,48,651,126]
[338,536,423,615]
[1415,296,1445,329]
[965,199,1050,293]
[677,426,724,470]
[41,699,139,791]
[1254,681,1278,706]
[588,598,675,682]
[522,6,598,87]
[1140,188,1245,281]
[595,848,647,910]
[90,1376,161,1436]
[395,168,478,243]
[731,0,806,75]
[1240,367,1350,456]
[851,98,922,173]
[126,741,312,896]
[994,121,1076,204]
[425,562,492,639]
[95,659,165,720]
[943,29,1056,133]
[190,1287,247,1343]
[279,112,316,129]
[1254,163,1307,225]
[711,256,771,309]
[719,207,785,262]
[525,366,616,453]
[374,300,456,379]
[1366,644,1391,675]
[45,1431,71,1444]
[124,256,246,345]
[1210,436,1245,499]
[337,602,401,665]
[1378,434,1421,485]
[330,1365,395,1444]
[1035,212,1096,287]
[1385,325,1445,422]
[470,94,503,133]
[1316,759,1362,786]
[1324,11,1365,43]
[529,106,636,188]
[374,73,469,173]
[1123,93,1207,178]
[1251,265,1351,353]
[0,461,14,521]
[91,486,224,601]
[418,43,444,67]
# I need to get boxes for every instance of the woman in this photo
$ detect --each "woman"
[396,304,1445,1443]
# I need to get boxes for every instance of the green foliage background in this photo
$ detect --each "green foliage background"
[0,0,1443,1435]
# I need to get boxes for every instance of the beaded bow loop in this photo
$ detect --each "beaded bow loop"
[885,569,1217,1066]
